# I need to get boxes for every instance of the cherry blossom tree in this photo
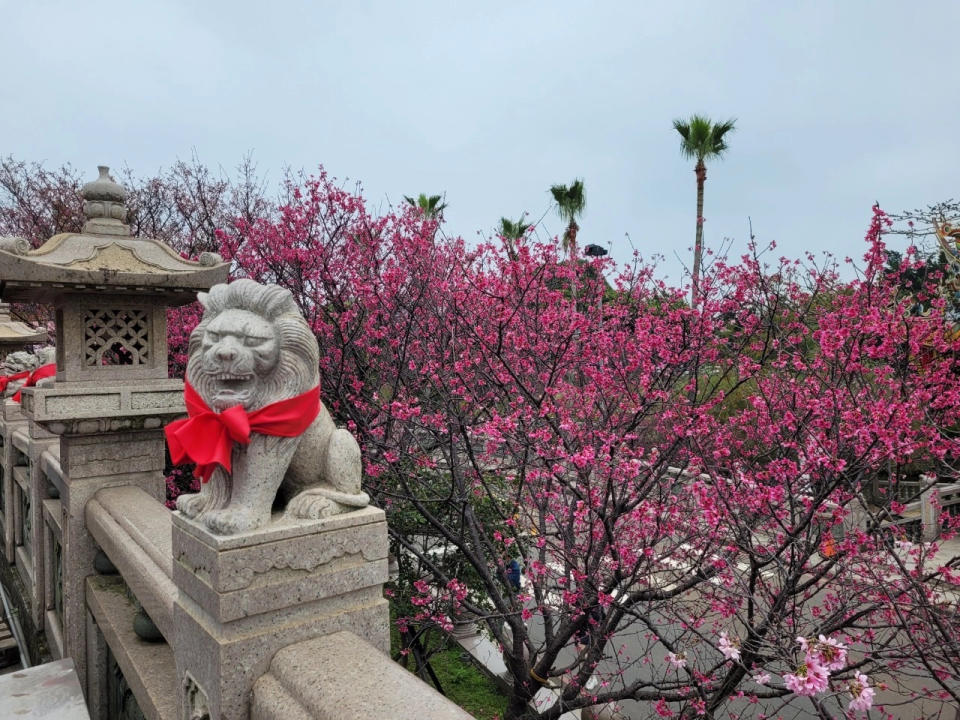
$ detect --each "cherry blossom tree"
[223,176,960,720]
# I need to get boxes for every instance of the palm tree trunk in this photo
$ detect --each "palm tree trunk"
[691,161,706,307]
[566,220,579,259]
[568,220,579,301]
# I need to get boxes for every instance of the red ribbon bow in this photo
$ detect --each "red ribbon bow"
[165,382,321,482]
[12,363,56,402]
[0,370,32,395]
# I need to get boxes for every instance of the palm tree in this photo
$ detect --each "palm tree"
[673,115,736,306]
[404,193,447,220]
[549,179,586,259]
[497,215,531,260]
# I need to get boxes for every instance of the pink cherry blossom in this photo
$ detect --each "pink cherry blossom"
[783,663,830,696]
[848,672,875,712]
[718,632,741,662]
[811,634,847,672]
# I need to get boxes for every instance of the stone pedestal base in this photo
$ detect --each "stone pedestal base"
[171,506,389,720]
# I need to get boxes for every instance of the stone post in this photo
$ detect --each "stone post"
[171,508,390,720]
[167,277,387,719]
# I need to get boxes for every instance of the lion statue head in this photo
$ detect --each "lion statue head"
[187,279,320,412]
[2,350,37,374]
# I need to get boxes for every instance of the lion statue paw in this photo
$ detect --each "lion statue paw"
[202,508,266,535]
[176,492,209,518]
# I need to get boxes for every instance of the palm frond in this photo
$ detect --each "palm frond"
[499,215,531,241]
[674,115,736,162]
[405,193,447,218]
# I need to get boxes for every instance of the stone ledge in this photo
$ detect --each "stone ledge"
[85,575,177,720]
[249,672,312,720]
[252,630,476,720]
[24,381,185,424]
[45,608,64,659]
[40,449,66,498]
[172,504,386,550]
[93,486,173,576]
[13,465,28,491]
[15,544,34,588]
[11,428,29,454]
[42,498,61,535]
[0,658,89,719]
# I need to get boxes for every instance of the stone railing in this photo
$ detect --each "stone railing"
[0,395,60,664]
[252,631,474,720]
[0,395,475,720]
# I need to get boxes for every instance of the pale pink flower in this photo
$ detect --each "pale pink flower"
[811,634,847,671]
[783,662,829,696]
[848,672,874,712]
[752,670,770,685]
[665,651,686,670]
[718,631,741,662]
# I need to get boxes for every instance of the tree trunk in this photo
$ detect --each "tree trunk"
[566,220,579,259]
[568,220,580,301]
[691,161,706,307]
[504,692,542,720]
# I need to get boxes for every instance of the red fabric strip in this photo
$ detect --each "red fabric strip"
[165,382,321,482]
[0,370,31,394]
[12,364,56,403]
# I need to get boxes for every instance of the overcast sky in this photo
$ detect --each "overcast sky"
[3,1,957,283]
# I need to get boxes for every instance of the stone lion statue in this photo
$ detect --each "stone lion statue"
[2,350,35,374]
[2,346,56,398]
[173,279,369,534]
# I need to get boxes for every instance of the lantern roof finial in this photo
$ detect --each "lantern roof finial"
[79,165,130,236]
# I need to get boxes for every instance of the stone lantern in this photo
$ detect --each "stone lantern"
[0,165,228,682]
[0,166,226,392]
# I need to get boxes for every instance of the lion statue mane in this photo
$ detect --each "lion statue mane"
[175,279,369,535]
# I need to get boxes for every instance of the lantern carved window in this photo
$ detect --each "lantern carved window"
[83,308,151,366]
